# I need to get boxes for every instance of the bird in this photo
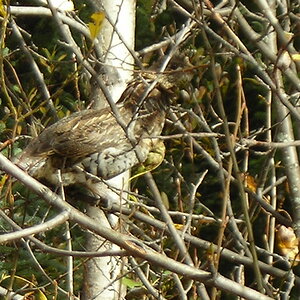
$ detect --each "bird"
[16,55,193,188]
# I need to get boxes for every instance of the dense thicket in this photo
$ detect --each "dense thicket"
[0,1,300,299]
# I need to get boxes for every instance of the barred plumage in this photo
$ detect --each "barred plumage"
[17,56,193,187]
[17,80,167,185]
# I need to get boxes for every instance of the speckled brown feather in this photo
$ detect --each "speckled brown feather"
[17,81,167,183]
[17,56,193,184]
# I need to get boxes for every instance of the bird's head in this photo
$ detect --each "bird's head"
[144,53,196,91]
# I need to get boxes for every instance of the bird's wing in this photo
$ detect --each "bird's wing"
[39,109,129,159]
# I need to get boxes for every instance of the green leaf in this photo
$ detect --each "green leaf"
[122,277,143,289]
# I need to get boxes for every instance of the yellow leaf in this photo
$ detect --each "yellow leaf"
[276,225,300,265]
[244,174,256,192]
[0,174,8,188]
[0,275,48,299]
[130,140,165,180]
[88,11,105,40]
[174,224,185,230]
[37,289,48,300]
[283,31,294,42]
[291,54,300,61]
[0,0,7,17]
[16,124,22,135]
[40,106,47,114]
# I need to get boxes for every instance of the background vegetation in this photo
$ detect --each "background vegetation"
[0,0,300,299]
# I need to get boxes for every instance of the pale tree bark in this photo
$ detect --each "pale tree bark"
[82,1,136,299]
[252,0,300,239]
[5,0,300,298]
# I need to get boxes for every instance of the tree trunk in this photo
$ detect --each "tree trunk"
[82,1,136,299]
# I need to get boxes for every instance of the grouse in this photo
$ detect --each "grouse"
[16,56,193,187]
